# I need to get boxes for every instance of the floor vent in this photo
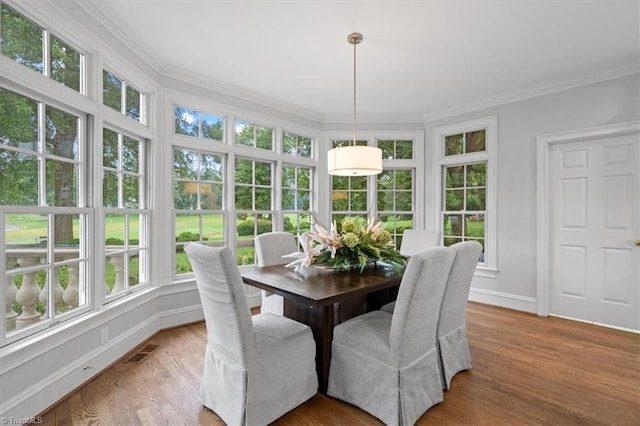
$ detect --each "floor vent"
[125,344,160,363]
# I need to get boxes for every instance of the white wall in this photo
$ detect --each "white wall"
[422,74,640,312]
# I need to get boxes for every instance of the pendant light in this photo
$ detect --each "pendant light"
[327,32,382,176]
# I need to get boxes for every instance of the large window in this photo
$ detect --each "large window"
[435,116,497,273]
[1,3,83,93]
[173,149,226,275]
[1,87,89,343]
[282,164,312,235]
[102,128,149,297]
[235,158,274,264]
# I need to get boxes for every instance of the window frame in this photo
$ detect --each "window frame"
[434,116,498,277]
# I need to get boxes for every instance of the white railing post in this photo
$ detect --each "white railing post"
[108,254,126,294]
[15,257,42,328]
[5,256,18,331]
[63,260,80,308]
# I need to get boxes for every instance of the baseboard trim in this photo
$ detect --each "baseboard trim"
[469,287,537,314]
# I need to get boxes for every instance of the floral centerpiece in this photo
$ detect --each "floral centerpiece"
[290,216,407,272]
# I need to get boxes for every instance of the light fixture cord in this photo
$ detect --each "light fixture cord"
[352,37,357,147]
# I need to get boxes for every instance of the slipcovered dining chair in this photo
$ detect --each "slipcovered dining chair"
[378,229,443,313]
[254,232,299,315]
[327,247,455,426]
[184,243,318,425]
[437,240,483,389]
[399,229,442,256]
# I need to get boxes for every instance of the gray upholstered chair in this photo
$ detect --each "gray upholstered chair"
[437,240,483,389]
[399,229,442,256]
[184,243,317,425]
[327,247,455,426]
[379,229,442,313]
[254,232,299,315]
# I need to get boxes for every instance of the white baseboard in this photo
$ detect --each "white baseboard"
[469,287,537,313]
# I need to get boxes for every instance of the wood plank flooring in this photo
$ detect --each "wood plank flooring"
[39,302,639,425]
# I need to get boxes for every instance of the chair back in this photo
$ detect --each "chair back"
[184,243,257,368]
[438,241,483,337]
[390,246,455,366]
[400,229,442,256]
[255,232,298,266]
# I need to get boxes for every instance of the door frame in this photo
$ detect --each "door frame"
[536,120,640,317]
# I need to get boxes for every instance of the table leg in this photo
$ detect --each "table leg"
[283,300,335,393]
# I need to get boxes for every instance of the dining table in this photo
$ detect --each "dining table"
[239,262,404,393]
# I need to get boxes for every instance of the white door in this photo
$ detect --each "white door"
[549,133,639,330]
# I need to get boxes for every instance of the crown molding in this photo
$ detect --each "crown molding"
[423,65,640,123]
[161,66,324,123]
[75,0,164,73]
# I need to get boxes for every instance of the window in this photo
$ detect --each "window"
[173,149,225,275]
[282,164,312,235]
[235,158,273,264]
[1,87,89,343]
[377,169,414,247]
[174,105,224,141]
[375,139,416,247]
[435,116,497,273]
[235,120,273,150]
[1,4,83,92]
[283,131,313,158]
[103,70,144,123]
[102,128,149,297]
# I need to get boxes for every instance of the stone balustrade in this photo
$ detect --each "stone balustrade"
[5,247,129,332]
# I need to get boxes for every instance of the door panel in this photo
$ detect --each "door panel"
[550,134,639,330]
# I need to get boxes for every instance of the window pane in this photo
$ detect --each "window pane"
[125,85,141,121]
[254,188,271,210]
[282,189,295,210]
[173,150,197,180]
[50,35,81,92]
[467,188,486,210]
[298,136,312,157]
[46,106,78,160]
[46,160,77,207]
[445,134,463,156]
[103,171,118,207]
[234,159,253,184]
[283,133,296,155]
[443,214,463,237]
[53,213,79,247]
[350,191,367,211]
[256,126,273,150]
[254,162,271,186]
[201,153,222,181]
[465,214,485,238]
[122,136,139,172]
[0,152,38,205]
[5,213,47,247]
[466,130,486,153]
[201,112,224,141]
[123,175,139,208]
[378,140,394,159]
[235,186,252,210]
[395,191,412,211]
[105,214,126,245]
[377,171,394,190]
[0,88,39,151]
[467,163,486,186]
[102,70,122,112]
[445,166,465,188]
[396,140,413,159]
[174,107,198,137]
[0,4,43,73]
[445,189,463,210]
[103,128,119,168]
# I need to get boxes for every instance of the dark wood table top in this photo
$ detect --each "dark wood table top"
[239,262,404,308]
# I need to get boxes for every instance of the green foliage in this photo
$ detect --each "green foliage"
[176,231,203,242]
[236,218,272,236]
[309,217,407,272]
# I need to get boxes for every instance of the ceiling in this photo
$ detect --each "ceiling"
[81,0,639,121]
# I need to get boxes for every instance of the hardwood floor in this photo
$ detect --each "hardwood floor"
[39,302,639,425]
